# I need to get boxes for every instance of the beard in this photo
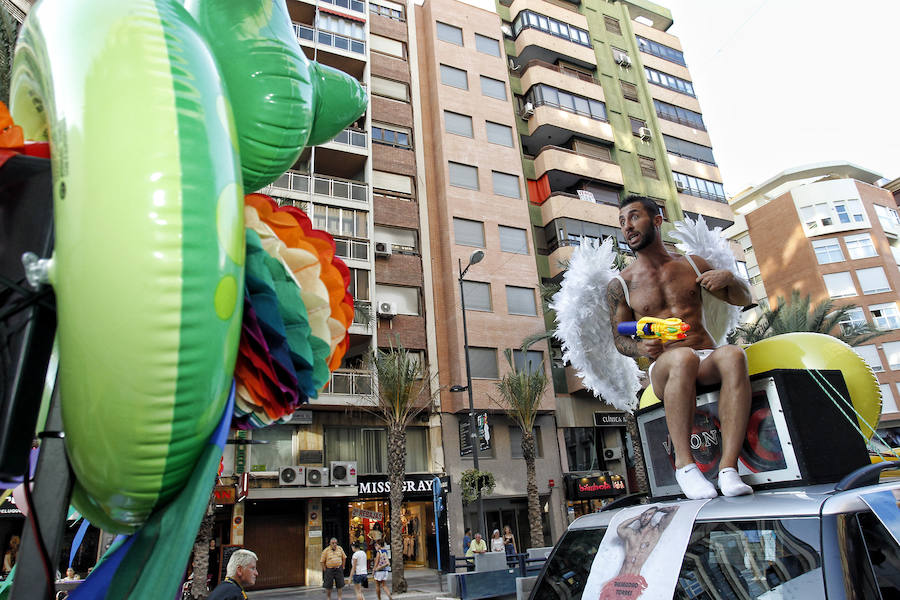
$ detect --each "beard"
[628,223,657,252]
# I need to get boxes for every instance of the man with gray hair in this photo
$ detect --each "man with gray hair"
[208,548,259,600]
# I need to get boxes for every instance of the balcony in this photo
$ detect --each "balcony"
[533,146,624,190]
[318,127,368,158]
[349,300,374,334]
[513,28,596,71]
[264,172,368,205]
[320,0,367,16]
[315,369,374,405]
[518,60,602,101]
[509,0,587,29]
[293,23,366,55]
[523,104,614,150]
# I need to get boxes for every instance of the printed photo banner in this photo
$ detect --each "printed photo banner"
[581,500,709,599]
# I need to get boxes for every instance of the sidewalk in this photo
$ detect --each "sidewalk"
[248,567,449,600]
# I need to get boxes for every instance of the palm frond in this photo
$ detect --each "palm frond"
[493,349,548,433]
[364,342,439,427]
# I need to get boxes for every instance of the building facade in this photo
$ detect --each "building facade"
[725,163,900,448]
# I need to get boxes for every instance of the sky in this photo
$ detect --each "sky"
[663,0,900,195]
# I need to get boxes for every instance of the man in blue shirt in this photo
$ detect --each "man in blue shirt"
[208,549,258,600]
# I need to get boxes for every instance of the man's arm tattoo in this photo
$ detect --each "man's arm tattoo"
[607,280,641,357]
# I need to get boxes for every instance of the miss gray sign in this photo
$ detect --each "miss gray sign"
[357,474,448,497]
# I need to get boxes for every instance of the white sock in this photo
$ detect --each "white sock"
[675,463,718,499]
[718,467,753,497]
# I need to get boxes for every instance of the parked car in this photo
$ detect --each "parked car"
[530,465,900,599]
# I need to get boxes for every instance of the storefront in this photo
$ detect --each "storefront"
[322,474,450,571]
[564,472,627,521]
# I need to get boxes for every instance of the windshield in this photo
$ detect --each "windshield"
[676,518,822,599]
[531,527,606,600]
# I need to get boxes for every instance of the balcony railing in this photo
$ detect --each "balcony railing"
[352,300,372,325]
[267,173,368,204]
[323,369,373,395]
[330,127,367,149]
[538,144,615,164]
[655,111,707,131]
[677,186,727,203]
[320,0,366,14]
[518,59,599,85]
[293,23,366,55]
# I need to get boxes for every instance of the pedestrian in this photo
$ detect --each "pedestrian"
[207,548,258,600]
[503,525,517,557]
[462,528,472,556]
[321,537,347,600]
[490,530,504,553]
[372,540,391,600]
[350,542,368,600]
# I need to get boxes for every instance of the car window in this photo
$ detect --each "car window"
[531,528,606,600]
[675,519,822,599]
[857,511,900,596]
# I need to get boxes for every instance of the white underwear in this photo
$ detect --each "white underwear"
[648,348,714,387]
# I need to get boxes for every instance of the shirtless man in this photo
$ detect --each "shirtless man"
[617,507,677,575]
[608,195,753,499]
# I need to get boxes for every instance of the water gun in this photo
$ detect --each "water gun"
[618,317,690,342]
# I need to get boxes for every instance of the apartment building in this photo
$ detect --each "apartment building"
[726,163,900,449]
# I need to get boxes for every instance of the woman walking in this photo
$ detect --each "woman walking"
[350,542,368,600]
[372,540,391,600]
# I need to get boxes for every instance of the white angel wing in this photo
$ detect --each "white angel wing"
[550,238,640,412]
[669,215,745,346]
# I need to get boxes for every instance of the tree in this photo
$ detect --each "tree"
[728,290,883,346]
[494,348,549,550]
[189,494,216,599]
[0,6,19,106]
[366,344,438,593]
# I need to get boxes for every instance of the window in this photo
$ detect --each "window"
[823,272,856,298]
[499,226,528,254]
[449,161,478,190]
[531,529,607,600]
[249,427,293,471]
[468,347,499,378]
[453,217,485,247]
[492,171,520,198]
[512,349,543,373]
[857,267,891,294]
[371,76,409,101]
[635,35,686,65]
[812,238,844,264]
[440,64,468,90]
[312,205,368,238]
[370,0,404,20]
[673,172,726,202]
[506,286,537,315]
[475,33,500,57]
[374,225,417,253]
[480,75,507,100]
[839,307,867,335]
[372,124,410,148]
[882,341,900,370]
[854,344,884,372]
[486,121,514,147]
[524,84,607,121]
[654,99,706,129]
[620,80,638,102]
[870,303,900,330]
[800,199,866,232]
[326,427,386,474]
[462,280,492,311]
[604,15,621,35]
[444,111,473,137]
[875,204,900,231]
[746,264,762,286]
[886,386,900,413]
[405,427,429,472]
[564,428,599,471]
[845,233,877,259]
[735,261,749,280]
[644,66,695,96]
[372,170,413,196]
[510,425,543,458]
[663,135,716,165]
[370,34,404,57]
[375,284,420,315]
[347,268,370,301]
[630,117,646,136]
[639,156,658,179]
[511,10,591,47]
[436,21,463,46]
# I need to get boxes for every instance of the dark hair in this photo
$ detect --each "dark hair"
[465,528,471,535]
[374,540,383,548]
[351,542,359,550]
[620,194,661,219]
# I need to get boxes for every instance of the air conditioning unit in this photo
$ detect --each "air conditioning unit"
[306,466,330,486]
[508,58,520,71]
[603,447,623,461]
[330,461,358,486]
[374,241,392,257]
[675,181,686,192]
[614,54,632,68]
[520,102,535,120]
[500,24,513,38]
[278,466,306,486]
[638,127,652,141]
[377,300,398,319]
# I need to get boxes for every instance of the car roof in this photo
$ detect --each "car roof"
[567,480,900,530]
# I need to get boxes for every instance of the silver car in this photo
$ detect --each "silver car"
[530,467,900,599]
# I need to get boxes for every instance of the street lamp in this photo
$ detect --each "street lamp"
[456,249,486,537]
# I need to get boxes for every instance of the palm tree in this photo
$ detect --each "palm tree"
[189,495,216,598]
[0,6,19,105]
[494,348,549,550]
[729,290,883,346]
[366,344,438,593]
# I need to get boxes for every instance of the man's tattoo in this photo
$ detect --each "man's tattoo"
[607,279,641,357]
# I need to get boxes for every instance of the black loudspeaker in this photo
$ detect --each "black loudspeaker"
[0,154,56,480]
[636,369,871,498]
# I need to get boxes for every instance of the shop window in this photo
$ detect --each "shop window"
[510,425,543,458]
[347,499,433,567]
